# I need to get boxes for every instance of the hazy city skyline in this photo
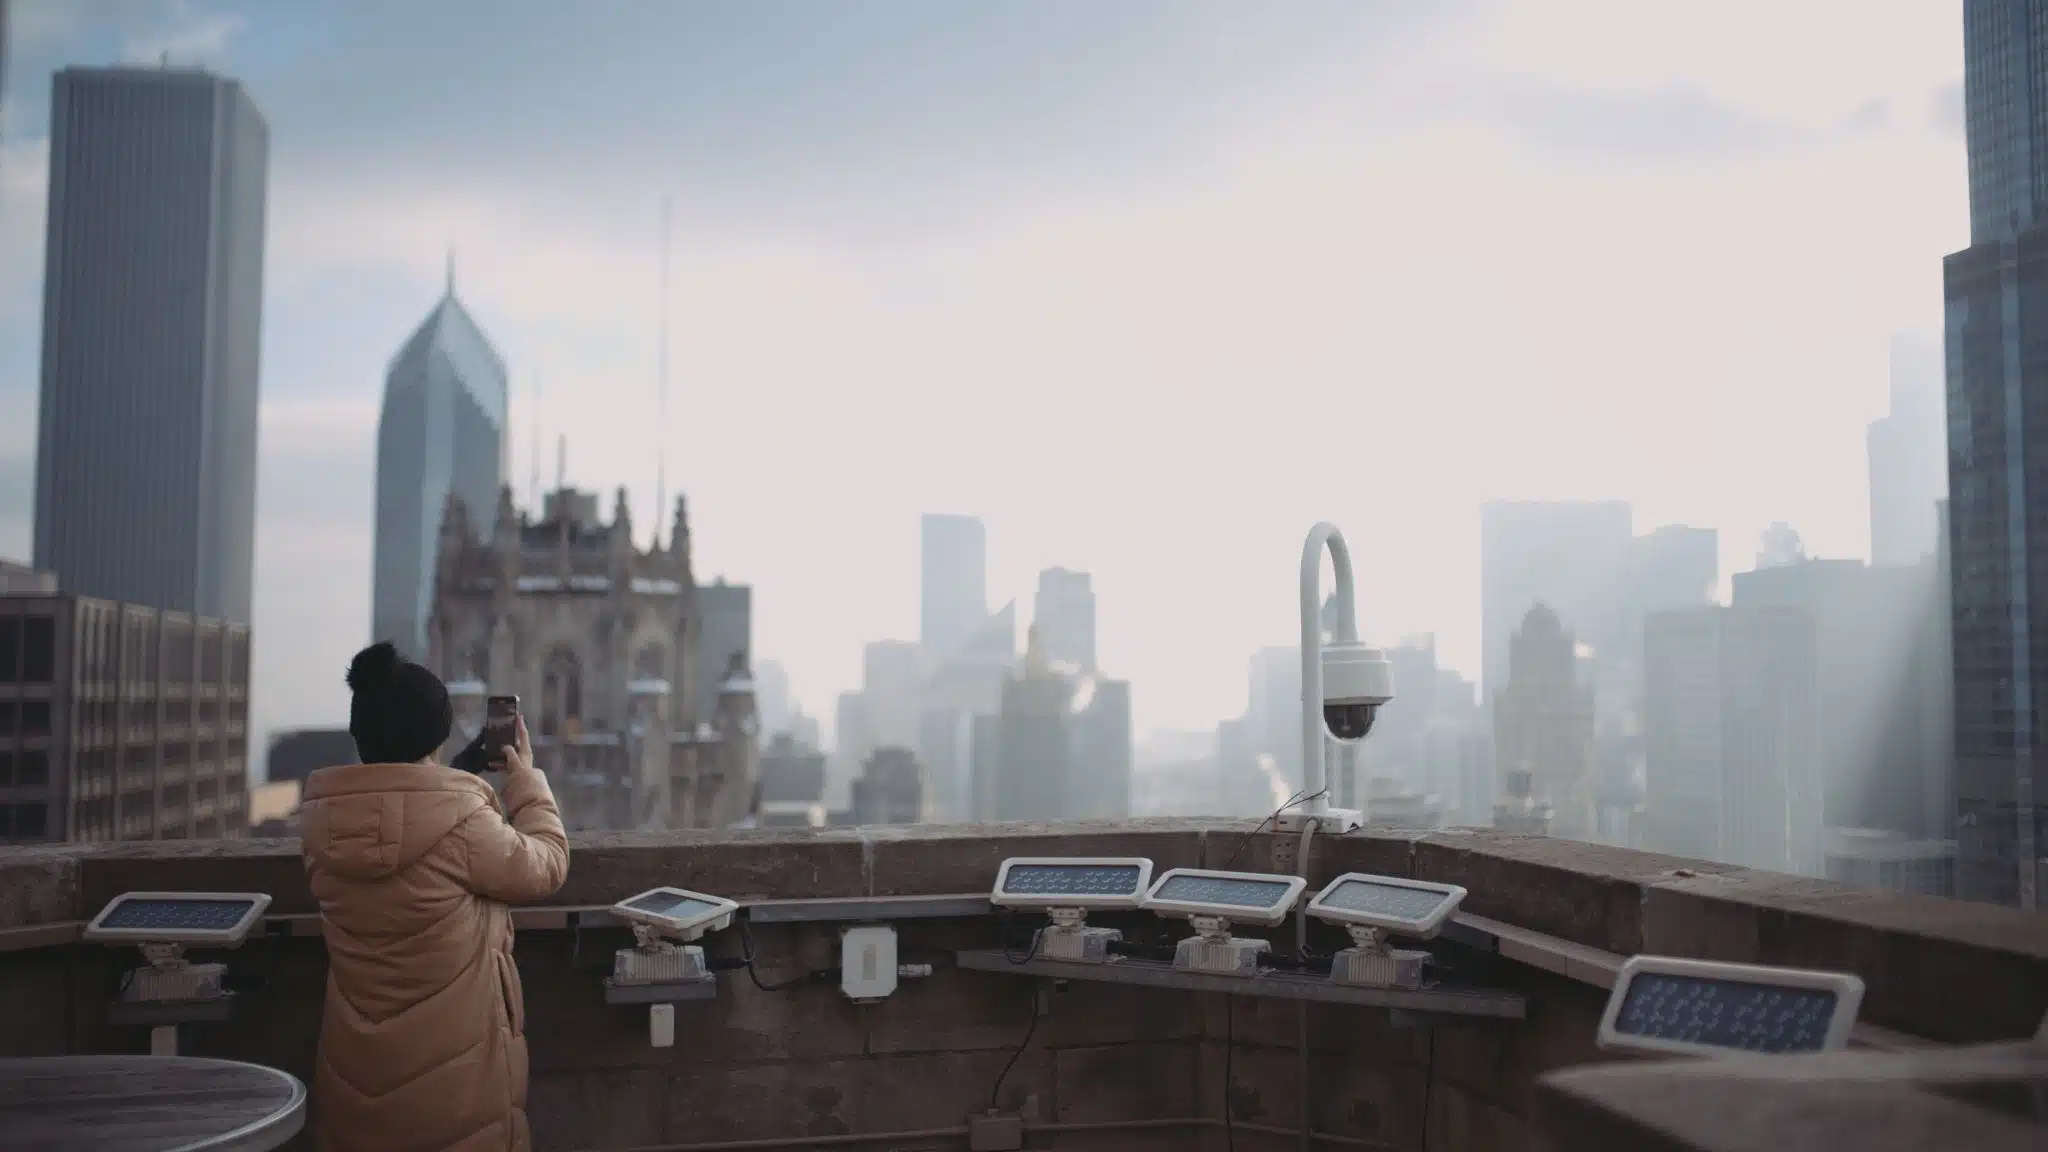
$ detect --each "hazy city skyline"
[0,1,1970,750]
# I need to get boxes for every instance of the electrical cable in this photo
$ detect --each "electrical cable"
[999,908,1042,966]
[1223,993,1236,1152]
[1418,1024,1437,1152]
[989,986,1042,1111]
[1222,788,1328,870]
[738,914,826,992]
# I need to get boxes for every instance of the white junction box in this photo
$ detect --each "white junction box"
[1175,934,1270,976]
[1330,946,1429,989]
[841,925,899,1001]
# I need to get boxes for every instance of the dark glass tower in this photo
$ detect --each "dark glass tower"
[33,67,269,623]
[1945,0,2048,908]
[371,273,508,662]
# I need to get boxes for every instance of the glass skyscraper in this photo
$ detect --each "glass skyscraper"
[371,272,508,662]
[33,67,269,624]
[1946,0,2047,908]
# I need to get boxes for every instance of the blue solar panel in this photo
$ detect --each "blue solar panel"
[1319,880,1451,922]
[99,898,256,933]
[1615,972,1839,1054]
[1154,874,1295,909]
[625,892,722,921]
[1001,864,1144,897]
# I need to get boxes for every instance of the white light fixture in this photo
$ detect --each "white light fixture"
[1304,873,1465,989]
[989,857,1154,964]
[1595,955,1865,1059]
[1277,522,1394,834]
[84,891,273,1057]
[1141,867,1308,976]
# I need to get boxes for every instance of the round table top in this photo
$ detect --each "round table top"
[0,1055,307,1152]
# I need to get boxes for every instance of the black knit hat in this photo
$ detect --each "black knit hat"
[346,642,453,765]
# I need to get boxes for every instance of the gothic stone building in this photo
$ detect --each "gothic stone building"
[425,484,757,832]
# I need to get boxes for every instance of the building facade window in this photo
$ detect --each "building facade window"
[21,618,54,683]
[542,648,583,737]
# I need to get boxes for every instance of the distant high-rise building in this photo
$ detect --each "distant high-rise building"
[1245,646,1305,792]
[1946,0,2048,908]
[0,588,252,843]
[371,275,509,660]
[1733,558,1953,840]
[1033,567,1097,670]
[752,659,794,737]
[861,640,925,752]
[914,602,1016,822]
[1070,676,1132,819]
[1480,502,1633,704]
[1868,335,1949,568]
[977,628,1074,821]
[831,690,870,807]
[851,746,925,826]
[695,579,752,724]
[1491,605,1595,839]
[34,67,269,623]
[1755,523,1807,571]
[920,514,987,659]
[1643,606,1821,875]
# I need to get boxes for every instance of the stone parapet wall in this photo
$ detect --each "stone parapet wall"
[2,820,2044,1150]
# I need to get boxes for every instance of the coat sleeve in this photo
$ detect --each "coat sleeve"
[459,767,571,904]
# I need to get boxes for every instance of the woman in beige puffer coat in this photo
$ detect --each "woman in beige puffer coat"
[300,642,569,1152]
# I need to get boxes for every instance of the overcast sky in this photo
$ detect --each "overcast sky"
[0,0,1968,762]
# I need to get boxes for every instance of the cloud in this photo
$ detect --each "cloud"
[1480,83,1808,162]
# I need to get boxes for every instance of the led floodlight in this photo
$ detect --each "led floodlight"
[990,857,1153,963]
[1305,873,1464,988]
[1596,955,1864,1059]
[1142,868,1308,976]
[609,886,738,990]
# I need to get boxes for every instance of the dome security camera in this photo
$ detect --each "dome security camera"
[1320,640,1393,743]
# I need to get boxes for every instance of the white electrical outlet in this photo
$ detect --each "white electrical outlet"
[649,1003,676,1048]
[840,925,899,1001]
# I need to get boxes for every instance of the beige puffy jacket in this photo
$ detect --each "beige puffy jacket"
[299,760,569,1152]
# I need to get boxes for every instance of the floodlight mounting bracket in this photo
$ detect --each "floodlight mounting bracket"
[1190,915,1234,940]
[1345,925,1390,954]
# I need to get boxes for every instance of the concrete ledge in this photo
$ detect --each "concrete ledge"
[1532,1041,2048,1152]
[4,819,2046,1045]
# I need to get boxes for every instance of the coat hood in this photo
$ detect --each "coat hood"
[300,762,499,882]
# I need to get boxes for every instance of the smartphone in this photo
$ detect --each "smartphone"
[483,695,520,764]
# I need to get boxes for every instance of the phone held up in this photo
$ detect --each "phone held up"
[454,695,521,775]
[483,695,520,763]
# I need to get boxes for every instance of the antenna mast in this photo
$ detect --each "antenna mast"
[656,196,672,549]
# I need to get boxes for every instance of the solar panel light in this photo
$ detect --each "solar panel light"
[1596,955,1866,1060]
[990,857,1154,964]
[1140,867,1309,976]
[1305,873,1466,990]
[608,886,739,988]
[83,892,273,1005]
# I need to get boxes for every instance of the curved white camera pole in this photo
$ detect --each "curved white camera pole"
[1285,521,1365,833]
